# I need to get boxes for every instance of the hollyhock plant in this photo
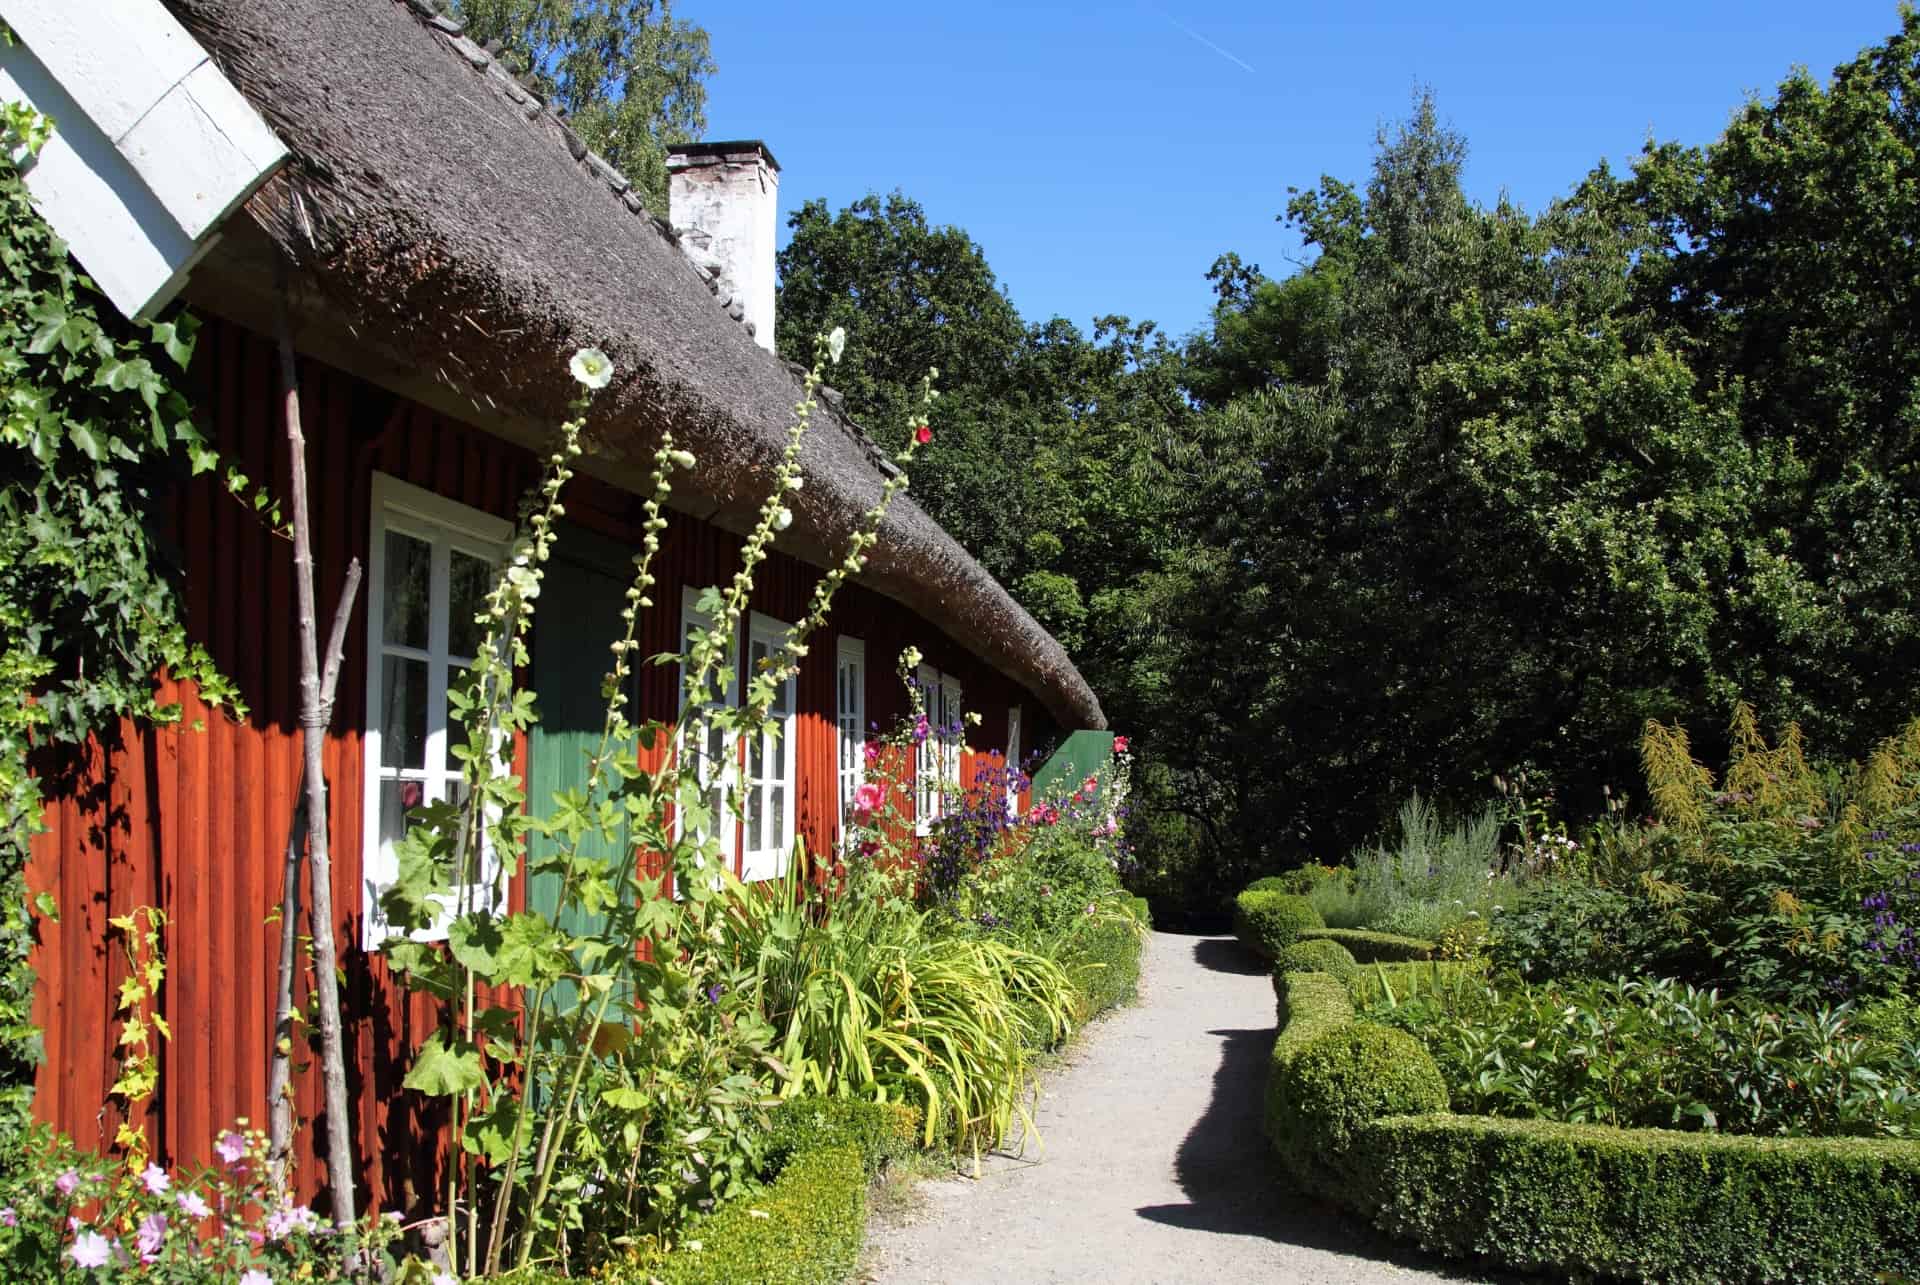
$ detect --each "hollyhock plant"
[0,1122,414,1282]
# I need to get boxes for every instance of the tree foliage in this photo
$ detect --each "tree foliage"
[451,0,714,213]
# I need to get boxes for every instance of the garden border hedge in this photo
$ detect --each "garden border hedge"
[1233,889,1323,958]
[1265,970,1920,1283]
[1295,927,1433,962]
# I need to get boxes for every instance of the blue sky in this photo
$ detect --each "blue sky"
[700,2,1904,343]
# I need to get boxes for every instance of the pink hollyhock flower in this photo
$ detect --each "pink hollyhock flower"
[136,1211,167,1262]
[239,1271,272,1285]
[140,1164,171,1195]
[853,782,884,820]
[55,1168,81,1197]
[177,1190,211,1219]
[215,1131,247,1166]
[70,1229,113,1269]
[862,742,880,766]
[1113,735,1129,754]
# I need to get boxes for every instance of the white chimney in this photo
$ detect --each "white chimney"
[667,141,780,352]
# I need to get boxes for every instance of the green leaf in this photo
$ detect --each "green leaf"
[402,1030,487,1098]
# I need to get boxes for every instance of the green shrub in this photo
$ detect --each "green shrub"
[1362,1114,1920,1284]
[1296,927,1433,962]
[1053,897,1148,1024]
[642,1143,865,1285]
[1367,974,1920,1137]
[1274,938,1359,986]
[1277,1024,1447,1195]
[1243,875,1291,895]
[1346,959,1484,1008]
[1234,889,1323,958]
[1264,972,1356,1181]
[761,1097,917,1178]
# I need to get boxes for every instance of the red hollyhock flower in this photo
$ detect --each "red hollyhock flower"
[915,425,932,445]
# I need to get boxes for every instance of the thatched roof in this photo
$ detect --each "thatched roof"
[161,0,1105,731]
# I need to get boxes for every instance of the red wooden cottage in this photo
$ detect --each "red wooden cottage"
[19,0,1104,1212]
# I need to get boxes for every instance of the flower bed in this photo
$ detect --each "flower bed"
[1264,965,1920,1283]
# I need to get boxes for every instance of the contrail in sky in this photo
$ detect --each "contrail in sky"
[1150,5,1257,75]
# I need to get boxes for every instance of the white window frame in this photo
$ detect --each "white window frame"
[741,611,798,882]
[914,662,966,835]
[1005,704,1022,814]
[836,636,866,835]
[361,473,512,945]
[678,587,740,883]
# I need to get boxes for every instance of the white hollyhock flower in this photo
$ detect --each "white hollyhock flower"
[827,327,846,364]
[569,347,614,390]
[773,507,793,531]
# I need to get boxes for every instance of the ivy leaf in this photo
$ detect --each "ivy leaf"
[402,1030,487,1098]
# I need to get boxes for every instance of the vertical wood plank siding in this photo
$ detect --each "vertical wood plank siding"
[26,317,1042,1207]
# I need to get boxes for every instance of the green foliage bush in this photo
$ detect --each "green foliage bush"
[1273,938,1359,987]
[640,1143,866,1285]
[759,1097,917,1179]
[1233,889,1323,959]
[1367,974,1920,1137]
[1278,1024,1448,1194]
[1296,927,1433,962]
[1055,897,1149,1024]
[1344,960,1485,1008]
[1362,1114,1920,1284]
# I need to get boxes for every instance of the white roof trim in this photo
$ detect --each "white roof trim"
[0,0,287,320]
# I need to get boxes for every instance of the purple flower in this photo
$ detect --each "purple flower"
[136,1212,167,1262]
[705,982,726,1005]
[69,1229,113,1269]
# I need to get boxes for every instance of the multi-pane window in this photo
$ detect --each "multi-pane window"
[678,588,739,880]
[741,613,796,881]
[914,662,964,833]
[1005,704,1022,813]
[361,474,510,943]
[836,637,866,833]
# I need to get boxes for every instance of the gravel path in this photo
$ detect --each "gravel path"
[860,930,1485,1285]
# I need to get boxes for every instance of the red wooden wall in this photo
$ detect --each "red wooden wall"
[26,317,1039,1211]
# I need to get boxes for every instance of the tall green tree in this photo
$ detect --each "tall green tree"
[452,0,713,212]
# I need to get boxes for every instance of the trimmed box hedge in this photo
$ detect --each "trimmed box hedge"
[649,1142,866,1285]
[1061,896,1150,1023]
[1364,1114,1920,1284]
[1295,927,1434,962]
[1265,952,1920,1283]
[1233,889,1323,958]
[634,1098,916,1285]
[1274,937,1360,989]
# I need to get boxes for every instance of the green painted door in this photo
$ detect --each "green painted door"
[529,522,640,1021]
[1032,729,1117,804]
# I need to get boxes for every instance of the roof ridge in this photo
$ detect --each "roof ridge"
[391,0,758,341]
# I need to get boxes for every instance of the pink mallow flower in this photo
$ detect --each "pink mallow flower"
[240,1271,273,1285]
[140,1164,171,1195]
[55,1168,81,1197]
[136,1212,167,1262]
[177,1190,211,1220]
[0,1207,16,1227]
[70,1229,114,1270]
[215,1131,248,1166]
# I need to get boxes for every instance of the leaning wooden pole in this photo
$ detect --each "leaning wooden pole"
[274,274,358,1231]
[266,555,360,1196]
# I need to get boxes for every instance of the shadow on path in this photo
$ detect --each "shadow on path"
[1136,998,1504,1278]
[1189,936,1267,976]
